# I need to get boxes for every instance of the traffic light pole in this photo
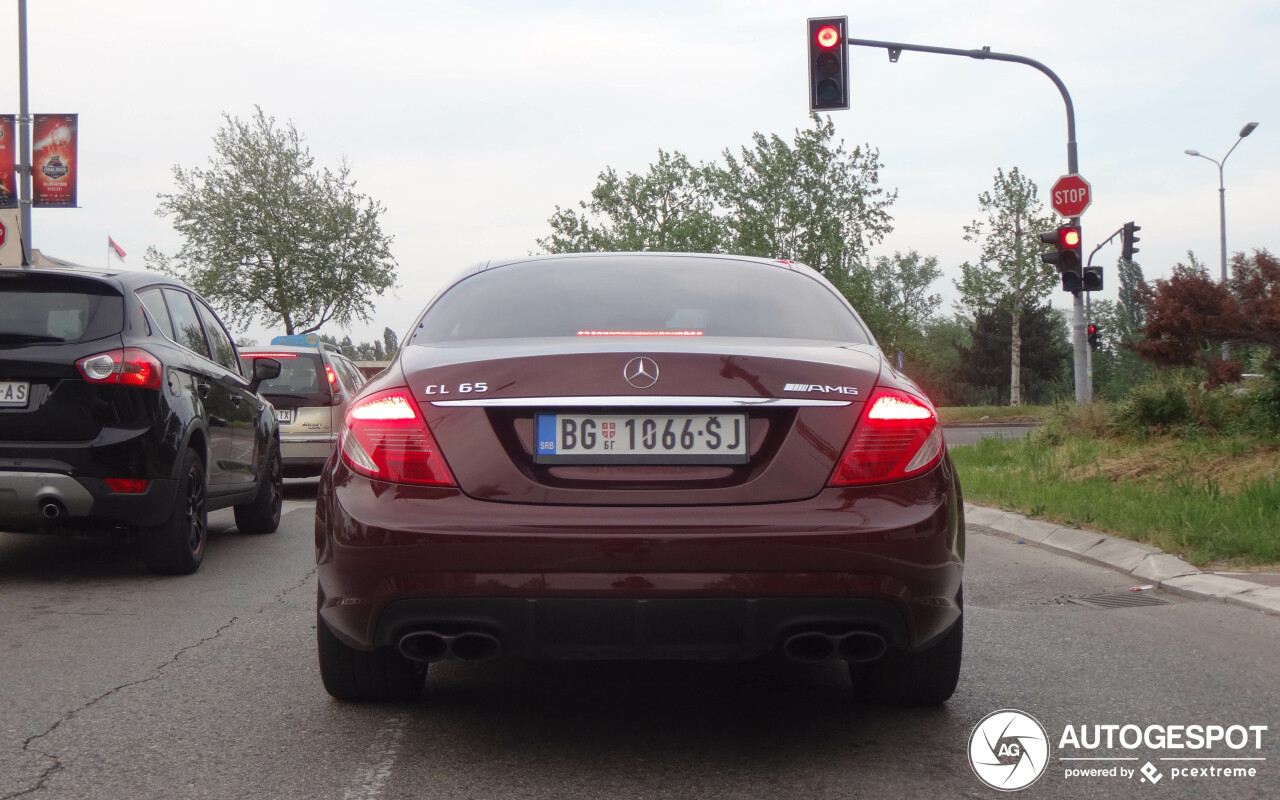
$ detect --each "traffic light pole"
[844,37,1090,403]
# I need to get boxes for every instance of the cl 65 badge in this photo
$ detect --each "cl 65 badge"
[423,382,488,396]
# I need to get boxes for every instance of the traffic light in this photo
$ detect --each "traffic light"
[1082,265,1103,292]
[1040,224,1083,292]
[1087,324,1100,351]
[808,17,849,111]
[1121,221,1141,261]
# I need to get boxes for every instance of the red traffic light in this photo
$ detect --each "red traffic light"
[1087,324,1097,335]
[816,26,840,48]
[1060,227,1081,248]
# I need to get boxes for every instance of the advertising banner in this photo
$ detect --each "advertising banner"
[32,114,78,208]
[0,115,16,210]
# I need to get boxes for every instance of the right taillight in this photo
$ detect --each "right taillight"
[829,388,944,486]
[339,388,455,486]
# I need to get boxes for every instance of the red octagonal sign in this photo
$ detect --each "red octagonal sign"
[1050,173,1092,218]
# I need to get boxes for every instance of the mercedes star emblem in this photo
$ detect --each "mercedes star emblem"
[623,357,659,389]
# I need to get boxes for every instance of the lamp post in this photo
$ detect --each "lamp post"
[1184,122,1259,288]
[1185,122,1258,361]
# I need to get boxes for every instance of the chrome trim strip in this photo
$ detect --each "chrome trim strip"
[429,395,852,408]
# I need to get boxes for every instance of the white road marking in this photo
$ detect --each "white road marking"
[343,714,408,800]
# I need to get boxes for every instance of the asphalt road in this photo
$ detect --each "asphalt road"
[944,423,1038,448]
[2,481,1277,800]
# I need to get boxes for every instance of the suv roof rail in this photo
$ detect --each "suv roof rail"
[319,342,341,354]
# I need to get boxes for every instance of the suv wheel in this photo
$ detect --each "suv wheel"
[317,590,424,702]
[234,442,283,534]
[142,449,207,575]
[852,590,963,706]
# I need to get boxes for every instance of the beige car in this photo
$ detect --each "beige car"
[238,341,367,477]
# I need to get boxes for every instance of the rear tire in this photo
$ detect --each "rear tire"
[234,442,283,534]
[141,449,207,575]
[853,590,963,706]
[317,592,424,702]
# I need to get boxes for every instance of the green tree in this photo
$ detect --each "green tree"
[537,149,724,254]
[536,115,896,276]
[958,303,1071,406]
[147,107,398,335]
[717,114,895,274]
[382,327,399,359]
[955,167,1059,406]
[1090,299,1150,400]
[868,250,943,354]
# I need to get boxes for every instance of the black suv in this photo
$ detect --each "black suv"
[0,266,284,574]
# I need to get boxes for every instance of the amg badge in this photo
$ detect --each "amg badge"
[784,383,859,395]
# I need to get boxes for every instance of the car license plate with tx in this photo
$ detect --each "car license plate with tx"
[275,408,294,424]
[534,413,748,465]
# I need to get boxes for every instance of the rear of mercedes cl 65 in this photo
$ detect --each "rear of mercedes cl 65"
[315,254,963,703]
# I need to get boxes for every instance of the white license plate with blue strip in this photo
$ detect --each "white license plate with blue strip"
[534,413,748,465]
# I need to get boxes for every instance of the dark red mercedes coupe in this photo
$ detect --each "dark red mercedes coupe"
[314,252,964,704]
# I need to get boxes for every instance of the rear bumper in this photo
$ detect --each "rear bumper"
[317,460,964,657]
[280,436,335,476]
[0,469,178,530]
[370,596,911,661]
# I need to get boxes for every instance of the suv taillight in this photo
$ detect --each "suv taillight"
[829,388,944,486]
[325,364,340,394]
[75,348,163,389]
[339,388,455,486]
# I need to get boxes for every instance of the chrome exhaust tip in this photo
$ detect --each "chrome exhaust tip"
[397,631,449,663]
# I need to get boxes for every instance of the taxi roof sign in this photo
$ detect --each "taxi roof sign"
[270,333,322,347]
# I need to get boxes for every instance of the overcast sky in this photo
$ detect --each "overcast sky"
[1,0,1275,346]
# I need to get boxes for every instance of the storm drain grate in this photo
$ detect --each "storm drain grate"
[1068,593,1172,609]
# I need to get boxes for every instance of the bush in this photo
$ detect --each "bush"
[1110,369,1279,438]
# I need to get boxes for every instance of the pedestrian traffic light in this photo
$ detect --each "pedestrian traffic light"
[1088,324,1100,351]
[1121,221,1141,261]
[808,17,849,111]
[1040,224,1083,292]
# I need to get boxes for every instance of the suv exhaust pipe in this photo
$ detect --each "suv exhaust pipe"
[39,498,65,519]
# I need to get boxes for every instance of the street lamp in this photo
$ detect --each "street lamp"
[1184,121,1260,289]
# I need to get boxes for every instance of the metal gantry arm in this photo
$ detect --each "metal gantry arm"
[844,36,1091,403]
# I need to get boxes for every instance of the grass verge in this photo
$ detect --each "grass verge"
[951,435,1280,567]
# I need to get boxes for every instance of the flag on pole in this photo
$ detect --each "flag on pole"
[108,236,127,260]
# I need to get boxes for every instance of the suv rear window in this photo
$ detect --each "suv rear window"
[241,352,329,403]
[413,259,871,344]
[0,274,124,344]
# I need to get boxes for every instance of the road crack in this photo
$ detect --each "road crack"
[4,615,241,800]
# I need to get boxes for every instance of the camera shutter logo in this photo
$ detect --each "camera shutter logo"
[969,709,1051,791]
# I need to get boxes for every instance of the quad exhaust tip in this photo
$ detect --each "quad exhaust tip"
[782,630,887,663]
[397,630,502,663]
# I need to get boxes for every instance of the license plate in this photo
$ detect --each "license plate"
[534,413,748,465]
[0,381,30,408]
[275,408,294,424]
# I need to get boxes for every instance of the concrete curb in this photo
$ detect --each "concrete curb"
[965,502,1280,617]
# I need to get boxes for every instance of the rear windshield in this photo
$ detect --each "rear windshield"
[0,274,124,345]
[413,259,871,344]
[240,352,328,402]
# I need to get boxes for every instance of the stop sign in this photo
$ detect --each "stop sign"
[1050,173,1092,217]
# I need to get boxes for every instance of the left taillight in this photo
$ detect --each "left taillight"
[339,387,455,486]
[75,348,163,390]
[829,388,944,486]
